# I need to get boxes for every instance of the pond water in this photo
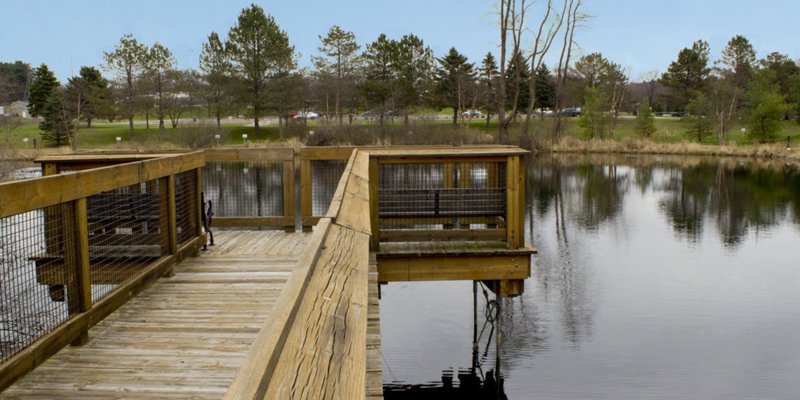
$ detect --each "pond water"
[380,154,800,399]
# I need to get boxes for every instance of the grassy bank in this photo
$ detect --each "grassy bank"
[4,115,800,162]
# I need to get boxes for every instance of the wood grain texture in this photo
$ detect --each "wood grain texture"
[1,230,309,400]
[262,224,370,400]
[366,254,384,400]
[0,152,204,218]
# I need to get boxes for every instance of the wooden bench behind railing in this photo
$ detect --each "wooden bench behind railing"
[379,188,506,218]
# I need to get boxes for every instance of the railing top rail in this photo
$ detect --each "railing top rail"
[204,148,295,162]
[226,148,370,399]
[364,146,529,158]
[0,151,205,219]
[34,153,183,164]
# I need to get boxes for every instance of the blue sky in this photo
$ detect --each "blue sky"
[2,0,799,83]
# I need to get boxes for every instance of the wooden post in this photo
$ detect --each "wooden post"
[70,198,92,346]
[487,162,499,229]
[369,158,380,251]
[162,175,178,262]
[283,160,296,232]
[505,156,524,249]
[194,168,203,255]
[42,163,58,177]
[459,162,472,230]
[443,162,455,230]
[300,157,313,232]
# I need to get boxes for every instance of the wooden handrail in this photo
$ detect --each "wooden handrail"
[226,149,371,399]
[0,152,205,219]
[0,153,207,392]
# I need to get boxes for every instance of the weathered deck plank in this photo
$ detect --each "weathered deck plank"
[366,254,384,400]
[0,230,309,400]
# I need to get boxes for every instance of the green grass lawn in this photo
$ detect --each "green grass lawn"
[5,114,800,150]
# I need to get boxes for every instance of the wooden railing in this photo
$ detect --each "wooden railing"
[0,152,206,391]
[366,147,527,250]
[226,149,371,399]
[224,146,527,399]
[5,145,528,396]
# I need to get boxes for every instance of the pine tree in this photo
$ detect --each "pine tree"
[479,53,499,124]
[227,4,295,135]
[73,66,113,128]
[635,99,657,138]
[505,50,531,113]
[199,31,233,131]
[28,64,59,117]
[747,69,788,143]
[312,25,361,125]
[434,47,475,124]
[39,89,74,147]
[533,63,555,111]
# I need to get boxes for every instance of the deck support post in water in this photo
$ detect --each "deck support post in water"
[472,281,478,375]
[495,281,502,398]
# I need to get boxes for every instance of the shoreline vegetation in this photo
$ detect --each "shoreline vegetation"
[2,116,799,166]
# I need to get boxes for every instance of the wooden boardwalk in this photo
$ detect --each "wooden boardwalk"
[1,230,311,399]
[0,146,531,398]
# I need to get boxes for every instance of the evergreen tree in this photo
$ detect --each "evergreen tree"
[73,66,113,127]
[0,61,32,103]
[720,35,756,91]
[393,34,435,119]
[227,4,295,134]
[312,25,361,124]
[28,64,59,117]
[504,50,531,114]
[39,89,75,147]
[533,63,555,111]
[747,69,788,143]
[434,47,475,124]
[635,99,657,138]
[361,34,397,117]
[199,31,233,130]
[577,86,609,138]
[685,93,714,142]
[479,52,499,123]
[660,40,711,111]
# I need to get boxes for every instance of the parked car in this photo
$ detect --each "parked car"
[462,109,483,118]
[559,107,581,117]
[386,110,399,117]
[293,111,320,120]
[361,110,377,119]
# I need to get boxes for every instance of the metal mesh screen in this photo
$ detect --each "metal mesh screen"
[378,161,507,233]
[311,160,347,216]
[203,161,284,217]
[1,204,75,363]
[175,171,198,245]
[87,180,164,301]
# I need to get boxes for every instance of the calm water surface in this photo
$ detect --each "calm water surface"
[380,154,800,399]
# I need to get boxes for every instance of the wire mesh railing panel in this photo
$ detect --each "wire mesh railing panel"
[203,161,284,218]
[378,161,507,234]
[87,181,164,301]
[1,204,75,363]
[175,171,198,245]
[311,160,348,216]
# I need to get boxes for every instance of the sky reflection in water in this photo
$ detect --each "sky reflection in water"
[380,155,800,399]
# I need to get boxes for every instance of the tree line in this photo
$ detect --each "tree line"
[2,2,798,148]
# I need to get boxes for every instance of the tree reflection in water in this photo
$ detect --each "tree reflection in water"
[522,155,800,359]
